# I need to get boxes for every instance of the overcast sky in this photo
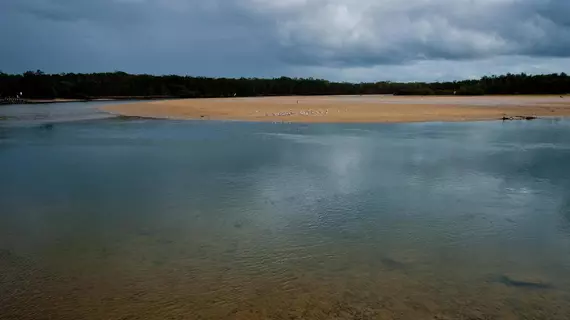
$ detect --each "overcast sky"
[1,0,569,82]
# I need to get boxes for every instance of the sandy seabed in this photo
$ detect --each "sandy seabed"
[102,95,570,123]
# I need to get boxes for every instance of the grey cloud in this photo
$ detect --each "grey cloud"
[7,0,150,24]
[1,0,282,76]
[0,0,569,81]
[241,0,570,67]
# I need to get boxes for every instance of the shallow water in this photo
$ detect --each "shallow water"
[0,100,136,126]
[1,105,570,319]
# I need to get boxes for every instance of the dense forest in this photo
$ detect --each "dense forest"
[0,71,569,100]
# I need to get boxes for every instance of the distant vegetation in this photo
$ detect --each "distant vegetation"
[0,70,569,99]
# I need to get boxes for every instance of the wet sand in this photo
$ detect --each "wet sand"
[102,95,570,123]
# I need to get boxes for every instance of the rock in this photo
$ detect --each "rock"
[501,115,537,121]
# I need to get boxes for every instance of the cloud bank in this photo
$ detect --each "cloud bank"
[1,0,569,81]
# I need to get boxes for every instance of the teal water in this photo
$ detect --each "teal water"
[1,104,570,319]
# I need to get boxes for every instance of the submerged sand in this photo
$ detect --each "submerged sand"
[102,95,570,123]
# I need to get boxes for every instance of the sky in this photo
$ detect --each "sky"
[1,0,570,82]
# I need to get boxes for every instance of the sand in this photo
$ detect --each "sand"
[102,95,570,123]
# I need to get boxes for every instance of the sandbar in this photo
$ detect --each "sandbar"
[102,95,570,123]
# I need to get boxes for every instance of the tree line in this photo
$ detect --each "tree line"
[0,70,569,100]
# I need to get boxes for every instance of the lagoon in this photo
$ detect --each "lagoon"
[1,103,570,319]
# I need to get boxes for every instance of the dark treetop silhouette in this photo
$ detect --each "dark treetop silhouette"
[0,71,569,100]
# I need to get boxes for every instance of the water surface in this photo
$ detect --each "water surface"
[1,105,570,319]
[0,100,136,126]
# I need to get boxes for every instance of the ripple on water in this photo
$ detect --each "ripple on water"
[1,119,570,319]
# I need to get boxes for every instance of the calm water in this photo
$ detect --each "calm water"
[1,103,570,319]
[0,100,131,126]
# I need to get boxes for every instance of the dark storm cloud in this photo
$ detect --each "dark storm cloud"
[1,0,569,80]
[8,0,147,23]
[0,0,283,76]
[247,0,570,67]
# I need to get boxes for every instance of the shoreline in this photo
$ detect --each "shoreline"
[0,96,175,106]
[101,95,570,124]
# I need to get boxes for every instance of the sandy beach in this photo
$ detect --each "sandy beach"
[102,95,570,123]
